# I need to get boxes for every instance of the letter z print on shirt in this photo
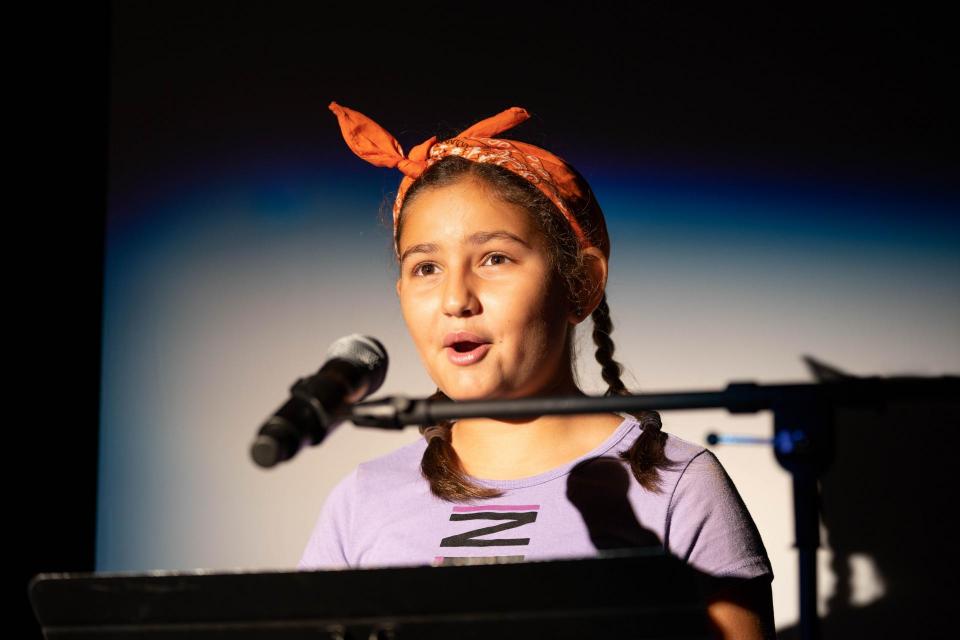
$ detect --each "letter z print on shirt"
[434,504,539,566]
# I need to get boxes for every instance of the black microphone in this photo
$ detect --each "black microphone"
[250,334,388,468]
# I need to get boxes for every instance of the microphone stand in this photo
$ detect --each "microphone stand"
[350,373,959,640]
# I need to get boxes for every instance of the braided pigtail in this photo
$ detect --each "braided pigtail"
[591,294,671,492]
[418,388,504,502]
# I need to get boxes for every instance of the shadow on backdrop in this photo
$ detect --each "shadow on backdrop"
[778,397,960,639]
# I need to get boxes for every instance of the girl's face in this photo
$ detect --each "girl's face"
[396,179,575,401]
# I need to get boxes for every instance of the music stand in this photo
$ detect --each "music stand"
[30,548,711,639]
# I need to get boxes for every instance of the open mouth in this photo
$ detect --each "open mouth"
[445,341,492,366]
[452,341,484,353]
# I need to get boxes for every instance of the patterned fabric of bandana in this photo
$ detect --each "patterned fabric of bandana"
[328,101,610,259]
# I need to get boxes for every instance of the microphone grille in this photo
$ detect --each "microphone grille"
[325,334,389,391]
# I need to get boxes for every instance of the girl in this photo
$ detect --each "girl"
[299,102,775,638]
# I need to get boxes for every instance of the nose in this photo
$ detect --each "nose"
[441,263,481,317]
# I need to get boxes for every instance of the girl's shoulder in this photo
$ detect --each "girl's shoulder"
[615,421,731,494]
[615,418,711,466]
[662,430,716,473]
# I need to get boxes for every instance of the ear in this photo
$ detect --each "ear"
[395,277,401,298]
[569,246,608,325]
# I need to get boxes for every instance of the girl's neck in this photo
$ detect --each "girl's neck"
[448,379,626,481]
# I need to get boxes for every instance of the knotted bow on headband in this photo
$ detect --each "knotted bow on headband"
[328,101,610,260]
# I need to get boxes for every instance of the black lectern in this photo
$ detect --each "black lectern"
[29,548,711,639]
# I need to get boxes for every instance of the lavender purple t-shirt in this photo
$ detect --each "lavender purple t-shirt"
[298,413,773,582]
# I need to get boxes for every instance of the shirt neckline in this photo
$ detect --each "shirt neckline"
[459,412,641,490]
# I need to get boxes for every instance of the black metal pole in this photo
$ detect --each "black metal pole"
[350,377,957,428]
[794,473,821,640]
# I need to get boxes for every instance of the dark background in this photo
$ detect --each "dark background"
[107,3,957,209]
[20,2,956,636]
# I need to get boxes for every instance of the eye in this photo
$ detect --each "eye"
[483,253,512,267]
[411,262,439,277]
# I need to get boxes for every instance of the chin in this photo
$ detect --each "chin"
[440,381,502,402]
[442,388,488,401]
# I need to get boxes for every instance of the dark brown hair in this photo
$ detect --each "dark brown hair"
[394,155,669,501]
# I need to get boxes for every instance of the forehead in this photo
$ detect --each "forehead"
[398,179,539,246]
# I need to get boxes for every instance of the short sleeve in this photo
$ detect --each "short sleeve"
[297,468,358,570]
[665,450,773,581]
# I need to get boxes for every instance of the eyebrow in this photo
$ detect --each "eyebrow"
[399,230,532,265]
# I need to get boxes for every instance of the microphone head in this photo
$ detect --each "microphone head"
[325,334,389,396]
[251,434,281,468]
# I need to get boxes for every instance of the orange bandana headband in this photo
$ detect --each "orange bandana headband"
[328,101,610,259]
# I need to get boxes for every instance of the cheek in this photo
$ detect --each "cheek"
[399,291,434,349]
[489,281,559,343]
